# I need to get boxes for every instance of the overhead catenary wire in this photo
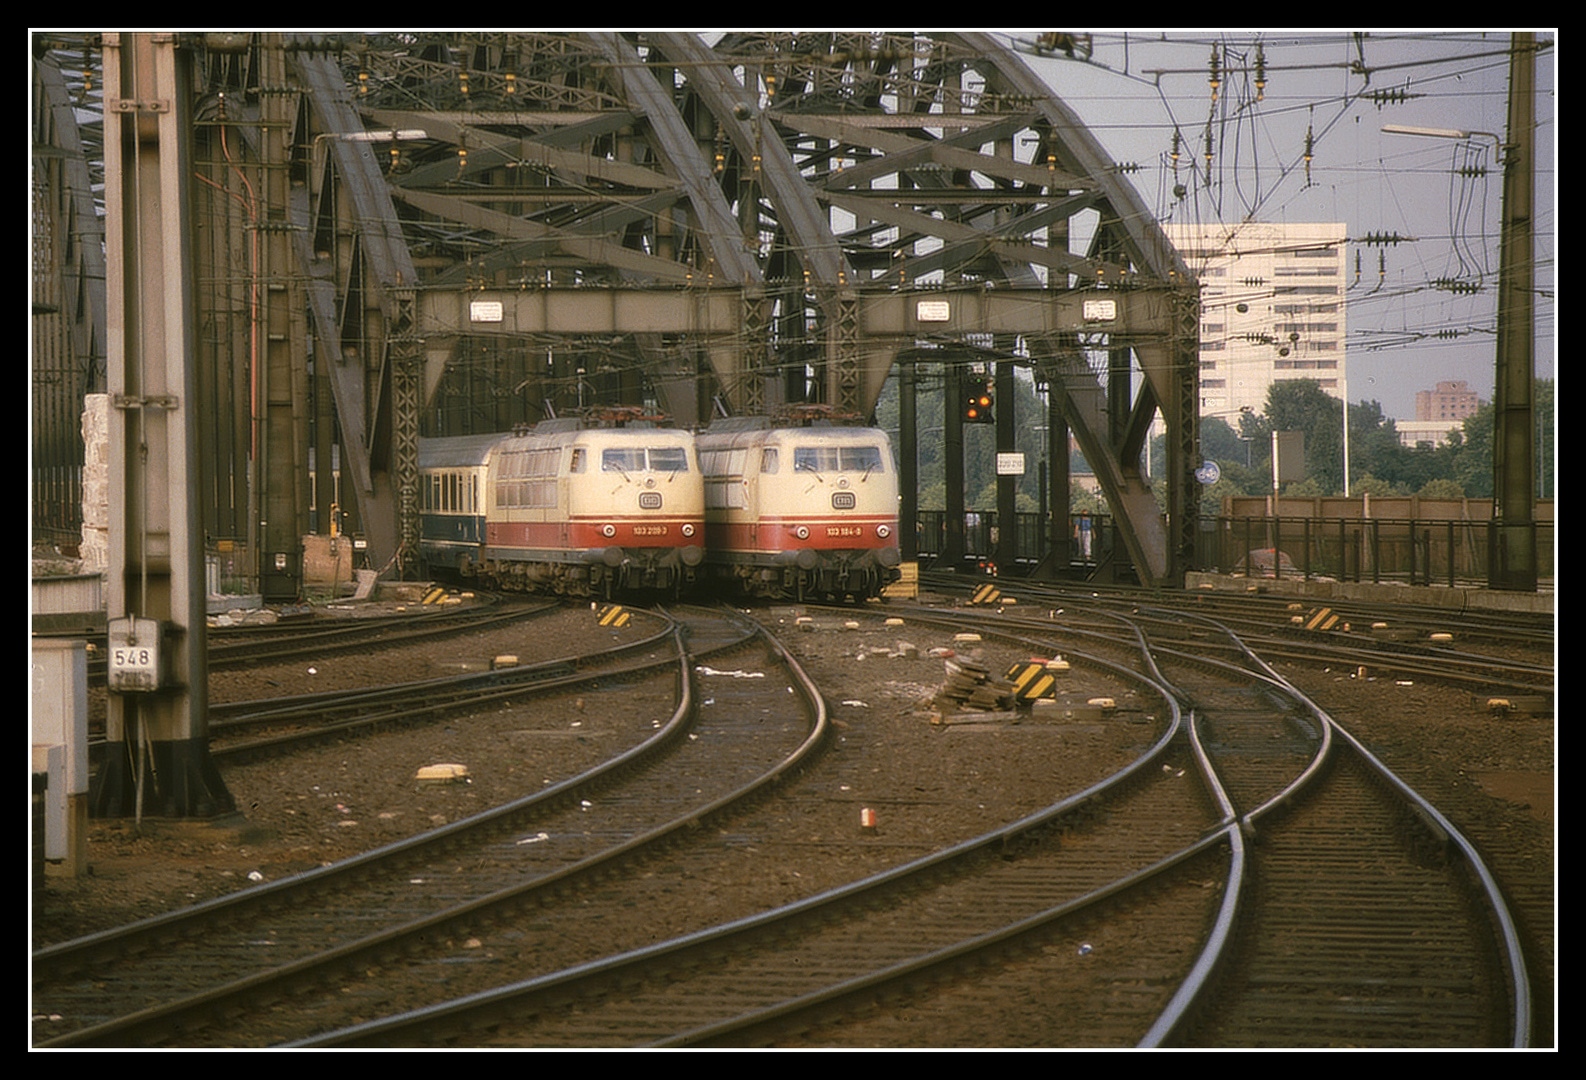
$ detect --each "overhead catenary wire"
[47,31,1553,418]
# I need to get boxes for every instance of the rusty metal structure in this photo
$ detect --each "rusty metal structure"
[32,32,1200,593]
[31,41,107,549]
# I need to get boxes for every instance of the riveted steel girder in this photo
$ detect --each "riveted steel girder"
[95,32,232,817]
[34,32,1200,588]
[31,49,108,547]
[293,48,423,573]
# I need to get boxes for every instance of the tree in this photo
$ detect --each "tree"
[874,366,1071,510]
[1447,402,1494,498]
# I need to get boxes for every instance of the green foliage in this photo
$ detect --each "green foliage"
[879,365,1554,515]
[1156,377,1555,502]
[875,368,1079,511]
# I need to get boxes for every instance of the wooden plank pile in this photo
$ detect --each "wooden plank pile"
[934,655,1015,714]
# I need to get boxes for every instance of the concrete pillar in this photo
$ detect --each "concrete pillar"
[79,393,109,575]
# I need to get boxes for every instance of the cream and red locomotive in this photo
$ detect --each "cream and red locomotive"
[696,415,902,600]
[418,413,704,597]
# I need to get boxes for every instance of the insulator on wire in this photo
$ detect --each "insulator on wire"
[1208,45,1221,102]
[1255,45,1267,101]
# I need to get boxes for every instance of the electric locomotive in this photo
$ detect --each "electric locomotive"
[697,411,902,600]
[418,411,704,597]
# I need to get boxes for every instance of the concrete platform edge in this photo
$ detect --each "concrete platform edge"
[1184,571,1553,617]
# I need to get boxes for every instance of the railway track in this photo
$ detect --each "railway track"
[1132,611,1529,1047]
[923,575,1553,701]
[33,605,827,1047]
[764,606,1532,1048]
[50,591,549,684]
[33,590,1544,1047]
[271,604,1529,1048]
[264,617,1195,1047]
[202,609,677,760]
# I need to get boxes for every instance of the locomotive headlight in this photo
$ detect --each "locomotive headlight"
[794,525,810,540]
[876,524,891,539]
[601,524,616,538]
[681,523,696,537]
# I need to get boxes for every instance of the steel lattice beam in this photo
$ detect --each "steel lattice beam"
[31,50,108,549]
[34,32,1202,588]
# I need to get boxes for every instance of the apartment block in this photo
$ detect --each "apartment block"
[1415,380,1481,422]
[1164,222,1349,427]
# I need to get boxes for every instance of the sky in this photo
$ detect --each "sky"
[1002,29,1556,423]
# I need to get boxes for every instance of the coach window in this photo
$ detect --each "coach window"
[793,447,826,473]
[570,448,586,473]
[841,446,883,473]
[649,446,689,472]
[761,448,778,473]
[603,448,644,473]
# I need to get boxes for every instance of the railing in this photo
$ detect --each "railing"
[1202,515,1555,587]
[912,510,1115,575]
[908,510,1553,589]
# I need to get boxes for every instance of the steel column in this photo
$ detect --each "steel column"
[94,32,231,818]
[1489,33,1538,592]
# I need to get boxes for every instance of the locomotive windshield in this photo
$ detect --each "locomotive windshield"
[792,445,884,474]
[602,446,691,473]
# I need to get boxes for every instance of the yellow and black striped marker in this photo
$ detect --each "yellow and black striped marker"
[969,583,1001,605]
[422,586,448,605]
[596,604,631,627]
[1006,660,1057,701]
[1302,606,1341,632]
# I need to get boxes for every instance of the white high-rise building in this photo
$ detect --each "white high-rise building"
[1164,222,1349,427]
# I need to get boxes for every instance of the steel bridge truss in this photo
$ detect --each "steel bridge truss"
[32,32,1200,588]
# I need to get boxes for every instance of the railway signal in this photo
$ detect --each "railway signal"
[964,383,994,423]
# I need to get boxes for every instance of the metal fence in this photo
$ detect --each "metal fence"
[913,510,1117,575]
[1202,515,1555,587]
[910,508,1553,588]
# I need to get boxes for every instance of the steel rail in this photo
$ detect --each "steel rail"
[659,604,1240,1051]
[286,621,1186,1047]
[1161,609,1533,1048]
[660,830,1235,1047]
[910,589,1535,1047]
[34,611,691,977]
[38,606,819,1049]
